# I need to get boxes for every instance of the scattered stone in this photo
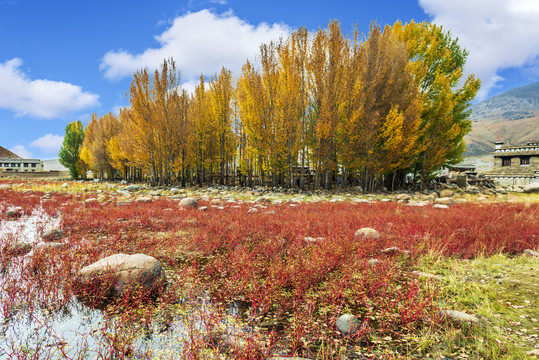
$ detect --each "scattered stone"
[440,310,479,324]
[247,207,258,214]
[76,253,167,304]
[179,197,198,209]
[124,185,140,192]
[42,228,64,241]
[4,208,22,219]
[60,183,69,189]
[92,179,100,183]
[440,189,455,197]
[148,190,161,197]
[210,199,224,206]
[523,249,539,257]
[407,201,429,207]
[381,247,408,255]
[4,243,32,256]
[434,197,454,205]
[354,228,380,239]
[412,271,442,280]
[116,200,132,206]
[433,204,449,209]
[336,314,361,336]
[198,206,208,212]
[169,187,179,194]
[120,180,128,185]
[523,182,539,194]
[368,258,381,266]
[396,194,412,201]
[84,198,98,204]
[135,196,153,203]
[0,184,11,191]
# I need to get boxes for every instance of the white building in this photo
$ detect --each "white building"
[0,146,44,172]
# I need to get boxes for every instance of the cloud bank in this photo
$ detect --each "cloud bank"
[30,134,64,154]
[419,0,539,99]
[100,9,289,84]
[0,58,99,118]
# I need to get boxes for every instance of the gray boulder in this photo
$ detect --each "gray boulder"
[336,314,361,336]
[523,182,539,194]
[76,253,166,304]
[124,184,141,192]
[42,228,64,241]
[354,228,380,239]
[179,197,198,209]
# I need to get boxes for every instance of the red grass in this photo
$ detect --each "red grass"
[0,183,538,358]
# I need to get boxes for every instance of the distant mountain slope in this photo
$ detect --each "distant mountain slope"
[465,82,539,155]
[0,146,22,159]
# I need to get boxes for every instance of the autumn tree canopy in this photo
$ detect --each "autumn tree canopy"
[76,20,479,189]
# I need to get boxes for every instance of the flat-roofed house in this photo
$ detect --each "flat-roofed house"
[486,140,539,186]
[0,146,44,172]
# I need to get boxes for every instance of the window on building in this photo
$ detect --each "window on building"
[10,163,16,167]
[502,158,511,167]
[520,157,530,166]
[31,163,37,168]
[23,163,28,167]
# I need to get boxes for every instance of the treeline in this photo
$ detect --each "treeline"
[61,20,480,191]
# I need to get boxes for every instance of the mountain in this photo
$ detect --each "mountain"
[465,82,539,155]
[0,146,22,159]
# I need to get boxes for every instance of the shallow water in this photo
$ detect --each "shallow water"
[0,206,61,245]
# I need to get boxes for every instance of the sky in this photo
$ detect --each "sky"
[1,0,539,160]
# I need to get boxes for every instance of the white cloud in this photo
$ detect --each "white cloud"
[9,145,32,159]
[100,9,289,86]
[419,0,539,99]
[30,134,64,154]
[0,58,99,118]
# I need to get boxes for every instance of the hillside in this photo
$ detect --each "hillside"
[465,82,539,156]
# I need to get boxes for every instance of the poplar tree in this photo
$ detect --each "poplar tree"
[59,120,85,180]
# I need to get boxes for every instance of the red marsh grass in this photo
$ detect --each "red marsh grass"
[0,183,537,359]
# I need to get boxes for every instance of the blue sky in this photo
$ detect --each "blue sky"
[1,0,539,160]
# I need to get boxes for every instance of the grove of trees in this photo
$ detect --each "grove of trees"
[70,20,480,191]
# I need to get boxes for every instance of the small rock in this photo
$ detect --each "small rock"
[434,197,454,205]
[523,182,539,194]
[336,314,361,336]
[523,249,539,257]
[60,183,69,189]
[4,243,32,256]
[440,310,479,324]
[124,184,140,192]
[42,228,64,241]
[179,197,198,209]
[247,207,258,214]
[433,204,449,209]
[440,189,454,197]
[354,228,380,239]
[135,196,153,203]
[0,184,12,191]
[198,206,208,212]
[412,271,442,280]
[396,194,412,201]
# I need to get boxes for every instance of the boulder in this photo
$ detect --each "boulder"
[440,189,455,197]
[124,184,141,192]
[440,310,479,324]
[210,199,224,206]
[336,314,361,336]
[4,243,32,256]
[434,197,454,205]
[42,228,64,241]
[523,182,539,194]
[4,208,22,219]
[76,253,166,304]
[433,204,449,209]
[135,196,153,203]
[396,194,412,201]
[179,197,198,209]
[354,228,380,239]
[523,249,539,257]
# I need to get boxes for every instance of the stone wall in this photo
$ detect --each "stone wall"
[0,171,70,179]
[486,175,537,187]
